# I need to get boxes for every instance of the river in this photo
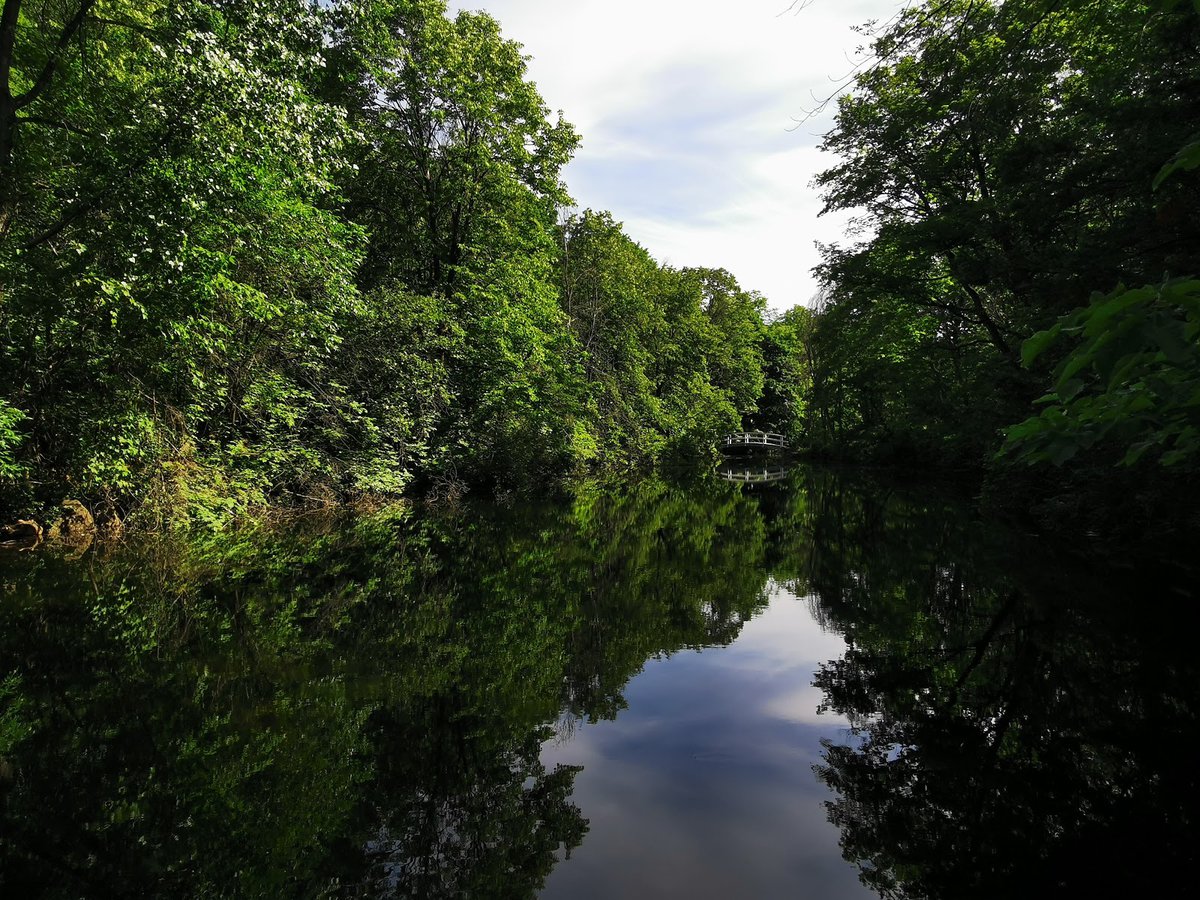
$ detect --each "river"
[1,467,1196,897]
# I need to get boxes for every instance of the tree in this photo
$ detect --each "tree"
[810,0,1200,469]
[1,0,365,517]
[329,0,578,296]
[752,305,813,441]
[685,267,767,418]
[325,0,591,487]
[557,210,670,460]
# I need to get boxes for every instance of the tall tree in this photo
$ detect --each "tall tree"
[809,0,1200,468]
[0,1,361,515]
[329,0,578,296]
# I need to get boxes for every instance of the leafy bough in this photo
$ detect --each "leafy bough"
[1002,65,1200,472]
[1001,277,1200,467]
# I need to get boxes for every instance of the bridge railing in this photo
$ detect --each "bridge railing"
[720,431,789,450]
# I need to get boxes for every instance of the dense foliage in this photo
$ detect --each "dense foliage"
[801,0,1200,525]
[0,0,772,525]
[5,0,1197,533]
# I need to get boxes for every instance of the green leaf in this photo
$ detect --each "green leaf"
[1021,323,1062,367]
[1123,441,1154,465]
[1153,135,1200,190]
[1058,378,1085,401]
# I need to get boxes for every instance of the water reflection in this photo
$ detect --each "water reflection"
[538,581,868,899]
[716,461,791,485]
[800,469,1200,898]
[0,479,771,897]
[0,470,1196,898]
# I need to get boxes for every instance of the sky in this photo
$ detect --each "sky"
[448,0,905,312]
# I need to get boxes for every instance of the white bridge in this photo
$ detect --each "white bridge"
[720,431,789,450]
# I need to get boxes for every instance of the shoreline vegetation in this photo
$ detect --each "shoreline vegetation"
[2,0,1198,542]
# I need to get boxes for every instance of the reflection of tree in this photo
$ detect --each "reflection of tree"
[0,476,772,897]
[357,712,585,899]
[557,479,771,721]
[804,471,1200,898]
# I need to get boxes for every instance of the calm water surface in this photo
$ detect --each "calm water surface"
[1,468,1197,898]
[539,583,868,899]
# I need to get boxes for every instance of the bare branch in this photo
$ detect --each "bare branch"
[779,0,817,16]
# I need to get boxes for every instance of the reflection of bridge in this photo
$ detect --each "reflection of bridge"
[718,465,790,485]
[720,431,789,450]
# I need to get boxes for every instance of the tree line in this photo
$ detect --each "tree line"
[794,0,1200,530]
[2,0,1196,532]
[0,0,768,526]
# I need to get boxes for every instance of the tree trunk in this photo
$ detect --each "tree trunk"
[0,0,22,213]
[0,0,98,228]
[0,94,15,231]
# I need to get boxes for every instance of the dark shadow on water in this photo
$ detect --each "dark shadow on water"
[793,467,1200,898]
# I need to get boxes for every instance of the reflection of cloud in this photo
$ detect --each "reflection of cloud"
[763,683,843,725]
[450,0,904,309]
[722,582,852,725]
[536,578,870,898]
[717,580,849,669]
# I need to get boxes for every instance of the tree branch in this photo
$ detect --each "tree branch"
[16,112,93,136]
[21,199,90,251]
[86,15,154,38]
[14,0,98,110]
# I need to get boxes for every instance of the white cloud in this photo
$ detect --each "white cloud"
[449,0,904,311]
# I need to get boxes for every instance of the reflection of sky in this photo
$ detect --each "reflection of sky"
[539,582,873,899]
